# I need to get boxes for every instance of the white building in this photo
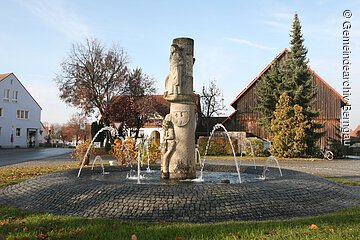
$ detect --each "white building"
[0,73,42,148]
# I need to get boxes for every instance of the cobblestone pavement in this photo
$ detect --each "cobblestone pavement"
[210,158,360,183]
[0,165,359,223]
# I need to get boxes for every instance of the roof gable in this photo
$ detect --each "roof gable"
[230,48,345,107]
[0,73,12,81]
[0,72,42,110]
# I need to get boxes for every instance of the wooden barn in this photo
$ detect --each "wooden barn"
[224,48,346,148]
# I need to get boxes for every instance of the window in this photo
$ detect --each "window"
[0,127,2,136]
[12,91,18,102]
[0,107,2,117]
[16,110,29,119]
[3,89,10,101]
[16,128,21,137]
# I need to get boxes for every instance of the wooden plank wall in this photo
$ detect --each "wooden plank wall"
[234,74,342,148]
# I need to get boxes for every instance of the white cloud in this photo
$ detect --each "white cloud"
[16,0,91,39]
[225,37,278,51]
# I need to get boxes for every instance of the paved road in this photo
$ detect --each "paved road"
[0,148,74,167]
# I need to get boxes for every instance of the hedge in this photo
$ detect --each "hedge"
[198,136,267,157]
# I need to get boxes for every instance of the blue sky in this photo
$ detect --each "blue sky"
[1,0,359,129]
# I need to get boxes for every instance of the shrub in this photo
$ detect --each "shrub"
[111,137,137,165]
[70,140,95,165]
[198,136,237,156]
[240,138,266,157]
[142,140,161,164]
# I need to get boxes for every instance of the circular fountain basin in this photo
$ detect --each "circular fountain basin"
[92,169,267,184]
[0,164,359,223]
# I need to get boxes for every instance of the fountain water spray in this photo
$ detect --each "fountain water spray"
[240,139,256,169]
[262,156,283,179]
[91,155,109,175]
[199,123,242,183]
[77,126,118,178]
[146,143,152,172]
[195,146,201,164]
[137,149,141,184]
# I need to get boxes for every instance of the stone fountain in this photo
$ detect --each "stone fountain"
[161,37,196,180]
[1,37,359,224]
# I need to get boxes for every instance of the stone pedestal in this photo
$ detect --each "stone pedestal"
[161,37,196,180]
[168,102,196,179]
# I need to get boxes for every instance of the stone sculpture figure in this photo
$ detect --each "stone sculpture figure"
[165,44,184,97]
[162,37,196,180]
[161,114,176,179]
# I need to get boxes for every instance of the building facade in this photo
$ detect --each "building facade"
[0,73,42,148]
[225,49,345,148]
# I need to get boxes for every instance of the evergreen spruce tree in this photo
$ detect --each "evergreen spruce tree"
[256,13,323,156]
[255,61,283,131]
[282,13,323,155]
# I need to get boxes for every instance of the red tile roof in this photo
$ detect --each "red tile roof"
[0,73,12,81]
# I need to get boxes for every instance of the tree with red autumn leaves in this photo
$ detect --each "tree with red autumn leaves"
[109,68,156,139]
[55,38,150,126]
[55,38,156,143]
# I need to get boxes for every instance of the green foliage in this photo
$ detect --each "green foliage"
[198,136,237,156]
[137,140,161,164]
[255,62,283,131]
[1,204,359,240]
[271,93,310,158]
[255,14,323,156]
[91,121,105,146]
[147,140,161,163]
[239,138,266,157]
[327,125,348,158]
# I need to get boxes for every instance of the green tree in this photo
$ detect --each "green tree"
[255,13,323,155]
[271,93,310,157]
[255,61,283,131]
[282,13,323,154]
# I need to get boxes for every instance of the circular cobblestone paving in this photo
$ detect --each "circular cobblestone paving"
[0,165,359,222]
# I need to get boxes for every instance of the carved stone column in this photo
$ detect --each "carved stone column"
[161,38,196,180]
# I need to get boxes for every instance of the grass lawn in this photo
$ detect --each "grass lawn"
[0,205,359,240]
[0,165,77,188]
[1,164,359,239]
[323,176,360,186]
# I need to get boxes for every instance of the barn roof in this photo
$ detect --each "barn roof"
[230,48,346,108]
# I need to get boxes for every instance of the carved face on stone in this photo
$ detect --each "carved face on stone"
[163,120,171,129]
